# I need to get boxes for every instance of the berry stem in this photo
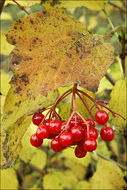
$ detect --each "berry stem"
[76,91,94,119]
[77,89,100,110]
[97,103,126,120]
[72,83,77,112]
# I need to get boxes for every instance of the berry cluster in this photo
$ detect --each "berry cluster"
[30,109,114,158]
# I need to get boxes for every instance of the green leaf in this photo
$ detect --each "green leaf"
[90,158,125,189]
[1,168,18,189]
[109,78,126,133]
[43,171,69,190]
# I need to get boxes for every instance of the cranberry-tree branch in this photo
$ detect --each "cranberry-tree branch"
[12,0,30,15]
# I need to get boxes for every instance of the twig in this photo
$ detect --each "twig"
[109,1,127,14]
[94,151,127,171]
[104,26,124,40]
[119,31,126,77]
[12,0,30,15]
[0,0,5,15]
[105,72,116,86]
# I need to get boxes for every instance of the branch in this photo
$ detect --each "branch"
[12,0,30,15]
[109,1,127,14]
[94,151,127,171]
[104,26,124,40]
[105,72,116,86]
[0,0,5,15]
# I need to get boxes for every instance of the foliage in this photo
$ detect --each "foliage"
[1,0,126,189]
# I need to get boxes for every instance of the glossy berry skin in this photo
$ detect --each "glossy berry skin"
[36,124,49,139]
[30,133,43,147]
[83,138,97,152]
[82,119,95,129]
[70,125,84,141]
[32,113,44,126]
[95,110,109,125]
[84,127,98,139]
[51,138,63,152]
[100,126,114,141]
[48,133,57,139]
[44,119,52,126]
[48,120,62,135]
[59,132,73,147]
[75,145,87,158]
[70,116,82,127]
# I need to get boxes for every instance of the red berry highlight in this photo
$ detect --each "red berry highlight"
[95,110,109,125]
[59,132,73,147]
[84,127,98,139]
[36,124,49,139]
[51,138,63,152]
[83,138,97,152]
[100,126,114,141]
[32,113,44,126]
[48,120,62,135]
[70,125,84,141]
[30,133,43,147]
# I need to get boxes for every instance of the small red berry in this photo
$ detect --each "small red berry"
[84,127,98,139]
[95,110,109,125]
[70,115,82,127]
[30,133,43,147]
[100,126,114,141]
[44,119,52,126]
[70,125,84,141]
[48,120,62,135]
[36,124,49,139]
[51,138,63,152]
[83,138,97,152]
[32,113,44,125]
[59,132,73,147]
[75,145,87,158]
[48,133,57,139]
[82,119,95,128]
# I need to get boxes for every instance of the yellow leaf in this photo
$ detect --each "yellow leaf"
[1,168,18,189]
[6,8,114,100]
[64,159,87,180]
[0,31,14,55]
[58,0,107,10]
[30,150,47,170]
[29,184,40,190]
[1,12,12,20]
[64,170,78,188]
[1,115,31,168]
[43,171,69,190]
[88,16,97,31]
[1,95,5,116]
[109,78,126,133]
[1,70,11,96]
[4,0,41,7]
[90,158,125,189]
[2,87,58,129]
[75,180,90,189]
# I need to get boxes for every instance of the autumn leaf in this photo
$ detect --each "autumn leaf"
[1,115,31,168]
[109,78,126,133]
[57,0,107,10]
[90,158,125,189]
[4,0,41,7]
[6,8,114,100]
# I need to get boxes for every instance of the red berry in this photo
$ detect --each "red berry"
[95,110,109,125]
[51,138,63,152]
[48,133,57,139]
[61,122,71,131]
[70,115,82,127]
[82,119,95,128]
[32,113,44,125]
[75,145,87,158]
[84,127,98,139]
[100,126,114,141]
[44,119,52,126]
[70,125,84,141]
[59,132,73,147]
[48,120,62,135]
[30,133,43,147]
[36,124,49,139]
[83,138,97,152]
